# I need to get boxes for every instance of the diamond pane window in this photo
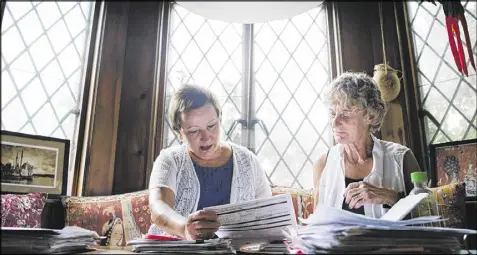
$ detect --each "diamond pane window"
[407,1,477,145]
[254,4,332,189]
[163,4,243,148]
[162,3,332,189]
[1,1,96,192]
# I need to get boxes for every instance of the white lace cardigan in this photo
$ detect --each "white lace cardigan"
[148,142,272,234]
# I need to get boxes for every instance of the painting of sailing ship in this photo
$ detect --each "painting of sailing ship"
[1,143,57,187]
[1,131,69,196]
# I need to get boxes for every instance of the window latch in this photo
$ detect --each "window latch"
[226,118,269,138]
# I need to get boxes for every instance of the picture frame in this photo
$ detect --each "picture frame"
[1,130,70,198]
[429,139,477,201]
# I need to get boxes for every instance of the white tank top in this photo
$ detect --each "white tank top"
[318,135,410,218]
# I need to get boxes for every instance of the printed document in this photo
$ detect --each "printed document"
[203,194,297,240]
[380,192,429,221]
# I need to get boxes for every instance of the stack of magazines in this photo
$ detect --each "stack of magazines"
[1,226,100,254]
[284,204,477,254]
[127,237,235,254]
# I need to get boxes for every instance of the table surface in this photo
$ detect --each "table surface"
[82,247,477,254]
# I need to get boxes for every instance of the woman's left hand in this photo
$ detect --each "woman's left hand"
[343,181,398,209]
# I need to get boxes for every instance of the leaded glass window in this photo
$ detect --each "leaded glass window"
[163,3,332,189]
[1,1,96,193]
[407,0,477,145]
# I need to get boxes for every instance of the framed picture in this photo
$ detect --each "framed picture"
[1,130,70,198]
[429,139,477,201]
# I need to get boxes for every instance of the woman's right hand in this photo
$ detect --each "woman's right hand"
[183,210,221,240]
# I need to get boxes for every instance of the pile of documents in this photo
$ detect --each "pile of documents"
[204,194,296,245]
[1,226,100,254]
[284,203,477,254]
[128,194,296,254]
[238,241,288,254]
[127,238,235,254]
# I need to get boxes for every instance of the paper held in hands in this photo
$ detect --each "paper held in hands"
[380,192,429,221]
[301,192,445,227]
[203,194,297,241]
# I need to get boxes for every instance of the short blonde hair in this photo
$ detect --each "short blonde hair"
[325,72,387,133]
[168,84,222,133]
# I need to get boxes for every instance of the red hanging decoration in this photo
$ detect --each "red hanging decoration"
[419,0,476,76]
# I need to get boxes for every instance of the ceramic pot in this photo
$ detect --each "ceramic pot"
[373,64,401,102]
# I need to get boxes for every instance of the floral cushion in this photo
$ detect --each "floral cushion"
[271,186,314,224]
[430,182,467,228]
[62,189,151,247]
[1,192,47,228]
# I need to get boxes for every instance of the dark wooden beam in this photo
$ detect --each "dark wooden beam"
[1,0,6,23]
[112,1,163,194]
[147,1,171,189]
[82,1,130,196]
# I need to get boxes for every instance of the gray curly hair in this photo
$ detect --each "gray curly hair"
[325,71,387,133]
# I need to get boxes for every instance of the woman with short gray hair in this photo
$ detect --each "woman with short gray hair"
[313,72,422,218]
[148,84,272,240]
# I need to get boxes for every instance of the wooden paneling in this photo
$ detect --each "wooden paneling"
[82,2,130,196]
[80,1,166,195]
[336,2,377,74]
[113,1,162,194]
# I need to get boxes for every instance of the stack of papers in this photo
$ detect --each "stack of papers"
[284,203,477,254]
[127,238,234,254]
[130,194,296,253]
[204,194,297,243]
[1,226,100,254]
[238,241,288,254]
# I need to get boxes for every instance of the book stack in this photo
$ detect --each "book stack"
[1,226,100,254]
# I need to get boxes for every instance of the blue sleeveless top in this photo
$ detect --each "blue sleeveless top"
[192,153,234,211]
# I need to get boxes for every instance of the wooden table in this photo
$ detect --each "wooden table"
[82,246,135,254]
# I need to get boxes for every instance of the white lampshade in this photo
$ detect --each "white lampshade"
[175,1,324,24]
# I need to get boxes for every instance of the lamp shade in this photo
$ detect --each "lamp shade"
[175,1,323,24]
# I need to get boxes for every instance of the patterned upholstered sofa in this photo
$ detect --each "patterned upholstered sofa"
[52,186,313,247]
[2,182,474,249]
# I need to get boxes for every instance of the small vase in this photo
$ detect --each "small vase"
[373,64,401,102]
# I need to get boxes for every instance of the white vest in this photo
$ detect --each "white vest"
[318,135,410,218]
[148,142,272,234]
